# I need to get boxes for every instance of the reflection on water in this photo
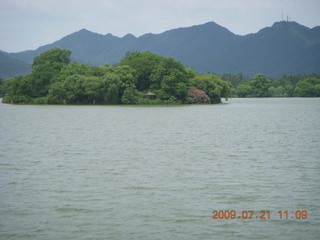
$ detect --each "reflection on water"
[0,98,320,239]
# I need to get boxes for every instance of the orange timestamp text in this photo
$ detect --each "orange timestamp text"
[212,210,309,220]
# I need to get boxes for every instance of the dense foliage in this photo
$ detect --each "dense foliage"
[2,48,231,104]
[221,73,320,97]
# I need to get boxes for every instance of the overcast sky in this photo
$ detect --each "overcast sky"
[0,0,319,52]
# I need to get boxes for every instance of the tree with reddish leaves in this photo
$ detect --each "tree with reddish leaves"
[186,87,210,104]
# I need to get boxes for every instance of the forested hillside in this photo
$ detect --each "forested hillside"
[2,21,319,79]
[0,52,31,78]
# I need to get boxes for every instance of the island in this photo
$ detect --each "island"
[1,48,230,105]
[1,48,319,104]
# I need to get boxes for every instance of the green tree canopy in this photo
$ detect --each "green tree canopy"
[151,57,189,101]
[31,48,71,97]
[236,84,252,97]
[295,77,320,97]
[118,51,162,91]
[249,74,271,97]
[2,48,232,105]
[193,74,231,103]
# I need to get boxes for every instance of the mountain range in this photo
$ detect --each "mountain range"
[1,21,320,79]
[0,51,31,78]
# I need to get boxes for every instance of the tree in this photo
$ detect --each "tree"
[31,48,71,97]
[295,77,320,97]
[47,81,66,104]
[2,76,33,103]
[114,65,137,98]
[119,51,162,91]
[249,74,271,97]
[186,87,210,104]
[62,74,85,104]
[82,76,104,103]
[114,65,137,87]
[121,85,139,104]
[58,62,92,80]
[88,65,112,77]
[106,83,119,104]
[102,72,121,102]
[284,83,294,97]
[0,78,5,97]
[268,86,285,97]
[159,70,187,101]
[151,57,189,101]
[236,84,252,97]
[193,74,230,103]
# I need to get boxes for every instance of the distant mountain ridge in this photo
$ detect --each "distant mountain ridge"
[0,51,31,78]
[1,21,320,78]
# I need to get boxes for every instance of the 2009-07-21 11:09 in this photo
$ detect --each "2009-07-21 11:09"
[211,210,309,220]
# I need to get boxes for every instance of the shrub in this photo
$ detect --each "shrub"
[32,97,48,104]
[186,87,210,104]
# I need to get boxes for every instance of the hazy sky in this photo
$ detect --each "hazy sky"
[1,0,319,52]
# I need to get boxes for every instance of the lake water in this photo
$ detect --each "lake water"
[0,98,319,240]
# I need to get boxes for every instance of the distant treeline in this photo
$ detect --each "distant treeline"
[1,48,230,104]
[220,73,320,97]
